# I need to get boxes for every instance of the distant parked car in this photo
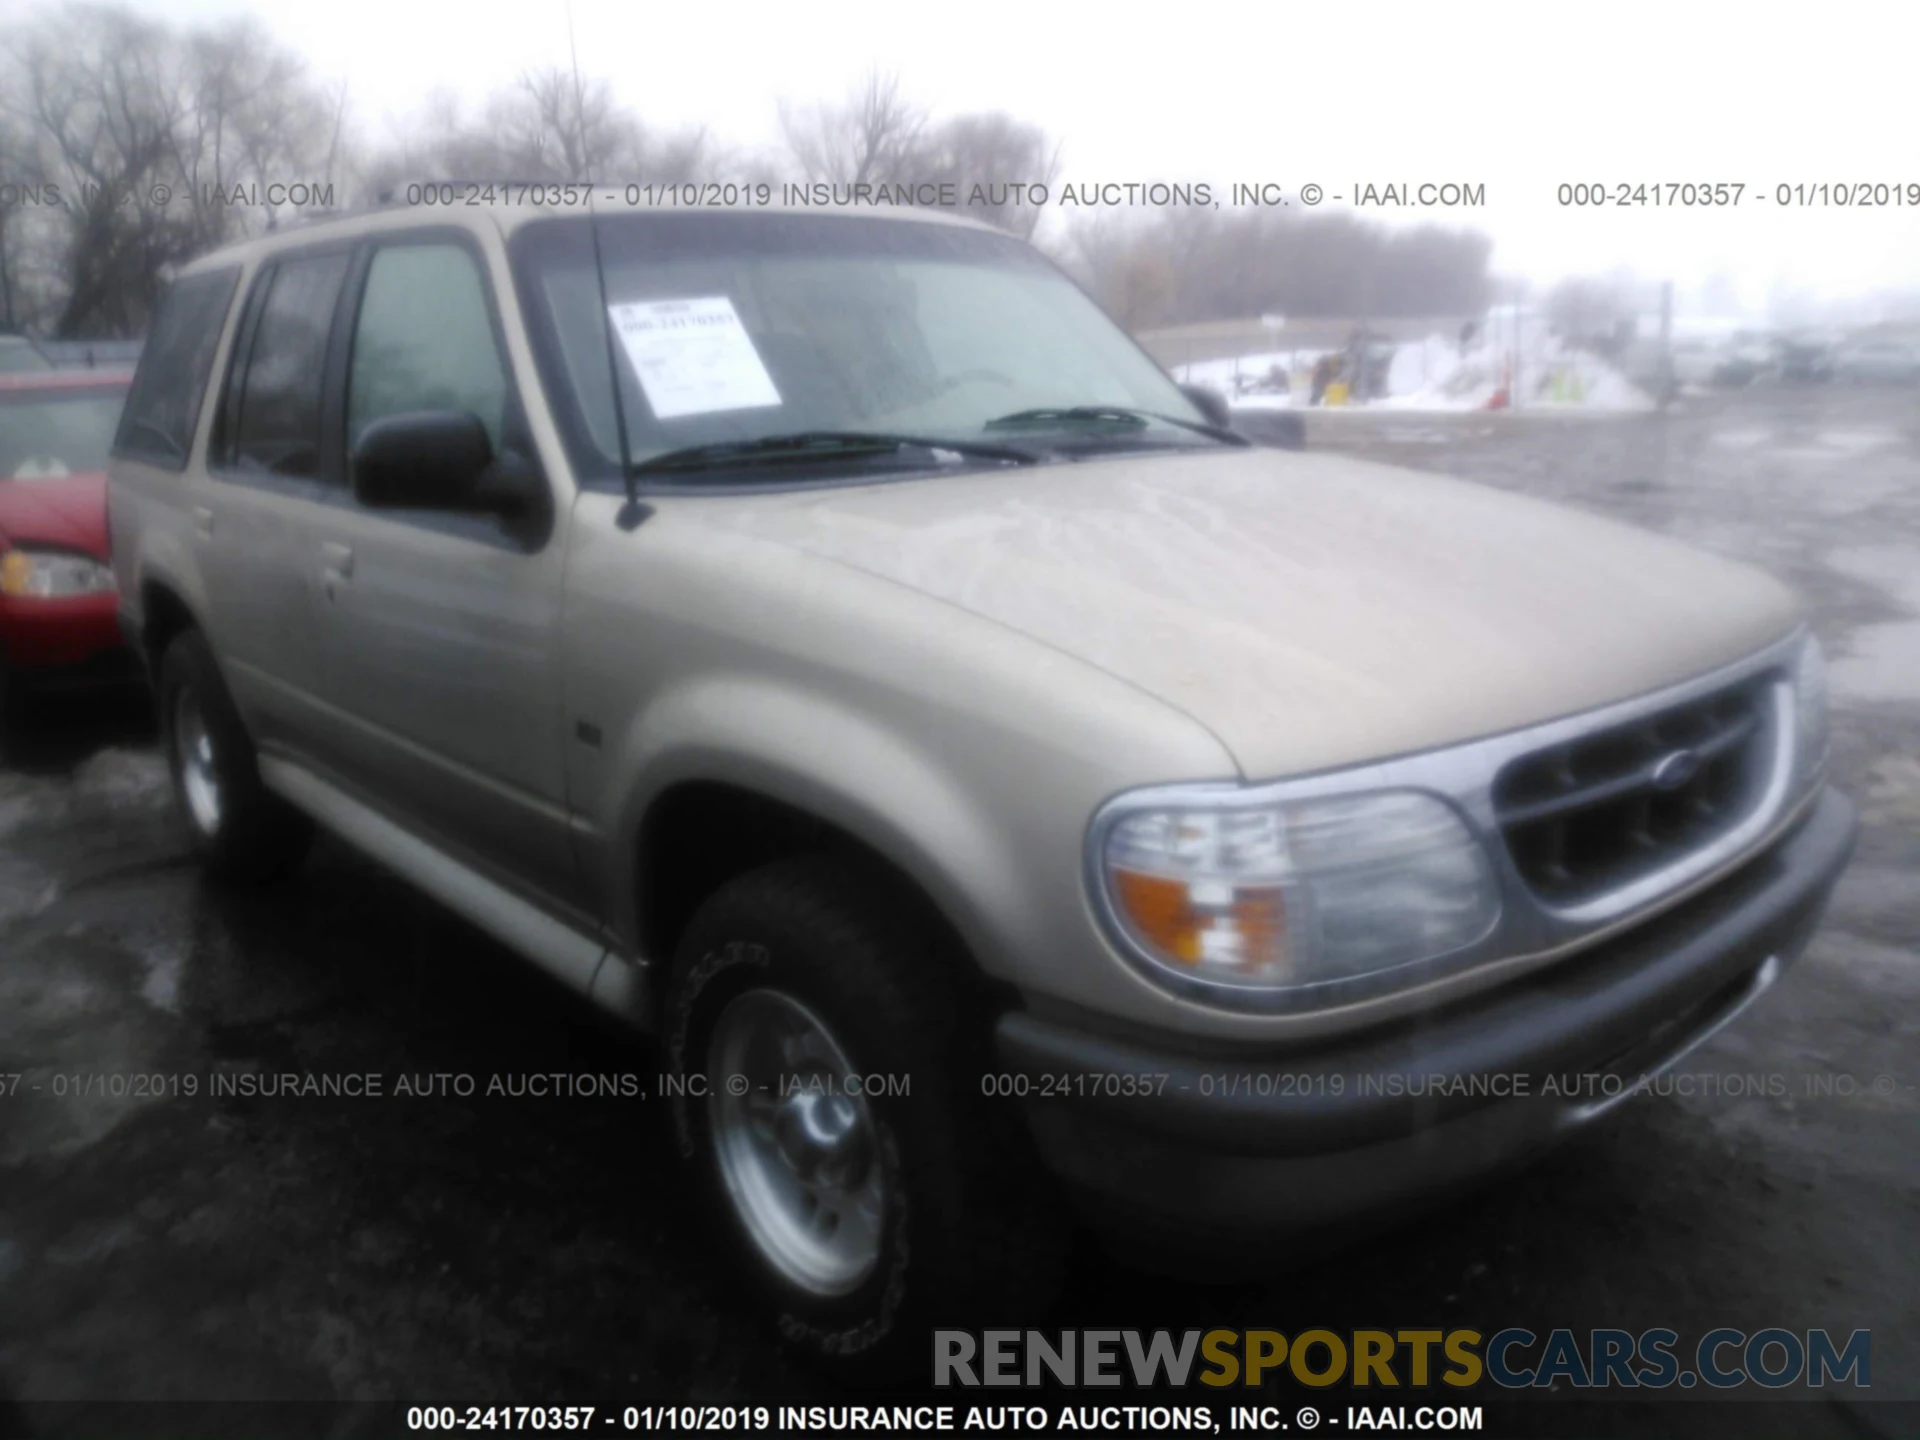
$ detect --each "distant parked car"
[1722,331,1779,385]
[1613,339,1676,401]
[1834,340,1920,385]
[1776,332,1837,383]
[0,369,138,728]
[1668,333,1775,389]
[1669,338,1728,389]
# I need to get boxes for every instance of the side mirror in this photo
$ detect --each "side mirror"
[1179,383,1234,430]
[352,410,498,511]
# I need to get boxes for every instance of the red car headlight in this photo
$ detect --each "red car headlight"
[0,547,117,599]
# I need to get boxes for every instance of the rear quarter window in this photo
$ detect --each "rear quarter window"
[112,265,242,470]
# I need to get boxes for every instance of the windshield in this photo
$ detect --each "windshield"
[510,211,1208,485]
[0,387,129,480]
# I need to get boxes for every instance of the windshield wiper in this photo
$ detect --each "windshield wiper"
[628,430,1041,478]
[983,405,1246,445]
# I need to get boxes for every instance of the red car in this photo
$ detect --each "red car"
[0,368,137,725]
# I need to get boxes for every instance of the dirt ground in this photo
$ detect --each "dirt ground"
[1,384,1915,1433]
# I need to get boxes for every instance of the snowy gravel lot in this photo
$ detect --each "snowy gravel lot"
[0,384,1914,1433]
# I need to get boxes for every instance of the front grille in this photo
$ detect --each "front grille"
[1493,674,1776,906]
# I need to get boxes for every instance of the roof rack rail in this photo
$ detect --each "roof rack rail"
[254,180,613,235]
[262,199,390,234]
[278,206,345,227]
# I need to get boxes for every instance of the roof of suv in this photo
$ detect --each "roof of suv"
[173,198,996,280]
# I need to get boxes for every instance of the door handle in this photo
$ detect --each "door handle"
[191,506,215,538]
[319,543,355,599]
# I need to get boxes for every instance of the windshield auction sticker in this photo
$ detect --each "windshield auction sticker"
[608,295,782,419]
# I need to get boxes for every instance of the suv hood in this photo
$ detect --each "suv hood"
[692,448,1801,778]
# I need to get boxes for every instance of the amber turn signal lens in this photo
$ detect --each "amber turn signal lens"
[0,551,31,597]
[1111,868,1289,975]
[1113,869,1203,964]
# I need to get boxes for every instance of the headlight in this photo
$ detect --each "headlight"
[1094,788,1501,1004]
[0,547,116,599]
[1792,633,1829,780]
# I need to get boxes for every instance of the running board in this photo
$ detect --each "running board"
[257,755,650,1027]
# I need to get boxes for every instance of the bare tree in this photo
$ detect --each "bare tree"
[358,69,711,195]
[780,70,928,187]
[175,18,338,235]
[1066,213,1181,329]
[0,111,55,328]
[778,77,1062,234]
[1064,205,1492,330]
[494,68,645,178]
[920,112,1060,237]
[4,4,345,335]
[2,14,1077,338]
[10,6,189,335]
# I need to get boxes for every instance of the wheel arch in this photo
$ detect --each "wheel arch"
[138,575,202,675]
[607,678,1040,1019]
[630,774,1021,1022]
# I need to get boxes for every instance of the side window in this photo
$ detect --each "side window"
[229,252,350,478]
[348,244,508,450]
[113,266,241,469]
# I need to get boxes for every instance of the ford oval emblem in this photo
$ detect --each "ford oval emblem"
[1651,748,1702,791]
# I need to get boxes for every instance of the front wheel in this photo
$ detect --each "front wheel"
[157,630,313,883]
[664,855,1063,1377]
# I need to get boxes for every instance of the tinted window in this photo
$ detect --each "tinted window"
[348,243,508,450]
[230,253,349,478]
[113,266,239,469]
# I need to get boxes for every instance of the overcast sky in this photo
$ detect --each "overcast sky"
[102,0,1920,313]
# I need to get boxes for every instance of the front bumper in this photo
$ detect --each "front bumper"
[995,787,1857,1258]
[0,590,133,682]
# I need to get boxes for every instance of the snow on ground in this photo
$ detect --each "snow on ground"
[1173,321,1654,414]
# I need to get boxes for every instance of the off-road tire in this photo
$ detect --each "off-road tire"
[664,853,1064,1379]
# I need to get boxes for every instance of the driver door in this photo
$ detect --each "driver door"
[305,231,585,919]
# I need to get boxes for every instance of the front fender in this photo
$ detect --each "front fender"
[109,472,213,655]
[601,673,1029,983]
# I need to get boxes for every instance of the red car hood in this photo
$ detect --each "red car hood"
[0,472,109,557]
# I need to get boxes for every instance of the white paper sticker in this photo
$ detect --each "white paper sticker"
[607,295,783,419]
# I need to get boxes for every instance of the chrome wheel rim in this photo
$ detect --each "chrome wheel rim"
[173,689,222,837]
[707,989,884,1297]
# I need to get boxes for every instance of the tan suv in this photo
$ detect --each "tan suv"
[108,200,1856,1373]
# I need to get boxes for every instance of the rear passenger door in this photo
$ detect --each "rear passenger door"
[307,232,584,917]
[194,248,353,747]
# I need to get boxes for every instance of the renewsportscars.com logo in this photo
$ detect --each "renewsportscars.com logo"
[932,1328,1871,1390]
